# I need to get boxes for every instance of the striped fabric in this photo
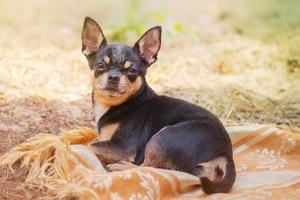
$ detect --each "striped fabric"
[0,125,299,199]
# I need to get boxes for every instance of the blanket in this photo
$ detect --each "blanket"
[0,125,299,199]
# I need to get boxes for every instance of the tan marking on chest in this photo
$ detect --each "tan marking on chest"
[94,102,109,124]
[99,123,120,141]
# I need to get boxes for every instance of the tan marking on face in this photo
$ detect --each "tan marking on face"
[90,70,110,124]
[124,61,132,69]
[92,74,143,107]
[99,123,119,141]
[103,56,110,64]
[197,157,227,182]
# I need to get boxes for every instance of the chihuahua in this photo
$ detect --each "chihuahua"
[82,17,235,194]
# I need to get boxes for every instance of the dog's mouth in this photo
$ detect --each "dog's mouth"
[104,85,120,92]
[99,86,127,98]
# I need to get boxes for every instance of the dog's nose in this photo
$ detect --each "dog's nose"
[108,74,120,82]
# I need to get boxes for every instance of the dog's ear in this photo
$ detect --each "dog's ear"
[81,17,107,56]
[134,26,162,65]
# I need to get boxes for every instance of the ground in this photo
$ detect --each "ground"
[0,0,299,199]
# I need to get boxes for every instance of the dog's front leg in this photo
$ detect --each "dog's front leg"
[90,141,135,165]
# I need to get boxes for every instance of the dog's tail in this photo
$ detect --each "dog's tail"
[192,156,236,194]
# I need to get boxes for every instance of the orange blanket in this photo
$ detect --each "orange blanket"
[0,125,299,199]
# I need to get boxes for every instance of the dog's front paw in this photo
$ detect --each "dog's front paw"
[106,161,138,172]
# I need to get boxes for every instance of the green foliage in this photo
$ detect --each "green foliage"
[217,0,300,74]
[105,0,187,42]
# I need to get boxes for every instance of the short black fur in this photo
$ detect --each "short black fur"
[82,16,236,194]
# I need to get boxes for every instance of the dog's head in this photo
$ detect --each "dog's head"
[81,17,161,106]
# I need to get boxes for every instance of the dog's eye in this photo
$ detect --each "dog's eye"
[127,67,137,75]
[95,63,106,71]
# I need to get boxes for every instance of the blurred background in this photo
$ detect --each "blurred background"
[0,0,300,129]
[0,0,299,198]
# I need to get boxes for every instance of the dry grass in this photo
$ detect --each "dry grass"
[0,0,299,199]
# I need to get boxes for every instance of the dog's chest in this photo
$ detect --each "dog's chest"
[94,103,109,124]
[95,101,149,143]
[98,123,120,141]
[94,103,119,141]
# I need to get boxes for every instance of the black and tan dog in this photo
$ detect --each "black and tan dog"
[82,17,235,194]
